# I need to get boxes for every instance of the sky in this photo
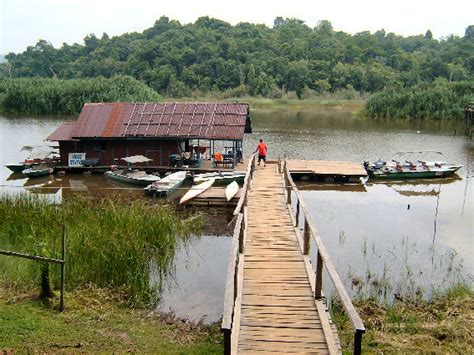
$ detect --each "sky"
[1,0,473,54]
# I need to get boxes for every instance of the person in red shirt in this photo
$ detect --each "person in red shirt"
[254,138,268,167]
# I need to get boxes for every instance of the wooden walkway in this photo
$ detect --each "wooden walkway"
[233,165,337,353]
[222,156,365,355]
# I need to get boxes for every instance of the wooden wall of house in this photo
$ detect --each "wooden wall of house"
[58,139,181,166]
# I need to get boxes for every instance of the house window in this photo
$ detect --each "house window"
[93,141,107,152]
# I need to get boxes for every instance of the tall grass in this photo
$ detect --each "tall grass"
[364,80,473,119]
[0,75,161,115]
[0,194,199,306]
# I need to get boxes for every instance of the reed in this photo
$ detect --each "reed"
[364,80,473,119]
[0,76,161,115]
[0,194,200,306]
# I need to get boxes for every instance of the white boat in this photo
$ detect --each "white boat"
[179,178,215,204]
[193,171,246,185]
[105,169,161,186]
[144,171,187,197]
[225,181,239,201]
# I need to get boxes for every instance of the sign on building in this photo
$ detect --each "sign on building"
[68,153,86,167]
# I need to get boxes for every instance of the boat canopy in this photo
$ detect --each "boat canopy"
[121,155,153,164]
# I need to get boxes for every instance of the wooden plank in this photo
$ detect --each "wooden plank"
[234,164,338,353]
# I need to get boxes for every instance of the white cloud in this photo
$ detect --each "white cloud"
[1,0,472,53]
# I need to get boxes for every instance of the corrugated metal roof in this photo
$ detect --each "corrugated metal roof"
[46,122,76,141]
[48,102,250,141]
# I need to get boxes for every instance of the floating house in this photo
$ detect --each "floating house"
[47,102,252,168]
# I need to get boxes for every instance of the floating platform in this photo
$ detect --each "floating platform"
[287,160,367,182]
[187,187,241,206]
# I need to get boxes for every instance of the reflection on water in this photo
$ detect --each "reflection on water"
[152,236,232,324]
[301,176,473,301]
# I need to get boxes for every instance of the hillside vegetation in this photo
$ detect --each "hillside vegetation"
[0,17,472,117]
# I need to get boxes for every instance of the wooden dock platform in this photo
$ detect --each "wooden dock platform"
[221,156,365,354]
[287,160,367,182]
[188,187,241,206]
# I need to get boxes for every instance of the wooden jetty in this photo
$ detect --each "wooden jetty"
[222,156,365,354]
[287,160,367,182]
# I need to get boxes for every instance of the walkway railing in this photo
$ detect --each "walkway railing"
[282,158,365,354]
[221,153,256,354]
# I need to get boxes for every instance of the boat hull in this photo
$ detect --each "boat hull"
[23,167,54,177]
[225,181,239,201]
[5,163,28,173]
[144,172,187,197]
[105,171,160,186]
[193,172,245,185]
[180,178,215,204]
[368,166,462,179]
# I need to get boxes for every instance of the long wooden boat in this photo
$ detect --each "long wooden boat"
[6,163,30,173]
[180,178,215,204]
[225,181,239,201]
[22,166,54,178]
[144,171,187,197]
[193,171,246,185]
[5,145,59,173]
[105,169,161,186]
[364,151,462,179]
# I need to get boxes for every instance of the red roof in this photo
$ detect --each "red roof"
[47,122,76,141]
[47,102,250,141]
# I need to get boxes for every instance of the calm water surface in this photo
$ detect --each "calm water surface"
[1,108,472,322]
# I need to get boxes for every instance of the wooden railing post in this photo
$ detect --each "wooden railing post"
[60,224,66,312]
[223,329,231,355]
[303,219,310,255]
[239,216,245,254]
[295,200,300,227]
[315,250,323,299]
[354,329,363,355]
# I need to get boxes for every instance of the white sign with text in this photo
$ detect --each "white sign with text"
[68,153,86,167]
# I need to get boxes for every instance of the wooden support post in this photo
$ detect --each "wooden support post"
[315,250,323,299]
[354,329,364,355]
[60,224,66,312]
[223,329,231,355]
[295,200,300,227]
[239,216,245,254]
[286,186,291,205]
[303,219,310,254]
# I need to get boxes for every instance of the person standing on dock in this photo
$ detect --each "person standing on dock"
[255,138,268,167]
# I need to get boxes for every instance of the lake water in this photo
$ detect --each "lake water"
[1,107,472,322]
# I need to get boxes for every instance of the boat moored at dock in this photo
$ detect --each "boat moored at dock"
[144,171,187,197]
[364,151,462,179]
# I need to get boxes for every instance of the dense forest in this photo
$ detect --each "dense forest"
[0,17,473,117]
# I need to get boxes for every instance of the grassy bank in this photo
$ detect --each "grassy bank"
[333,284,473,353]
[0,194,200,306]
[0,284,222,353]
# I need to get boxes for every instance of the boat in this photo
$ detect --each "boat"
[144,171,187,197]
[105,155,161,186]
[179,178,215,204]
[225,181,239,201]
[105,169,161,186]
[5,145,60,173]
[22,166,54,178]
[5,163,28,173]
[364,151,462,179]
[192,171,246,185]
